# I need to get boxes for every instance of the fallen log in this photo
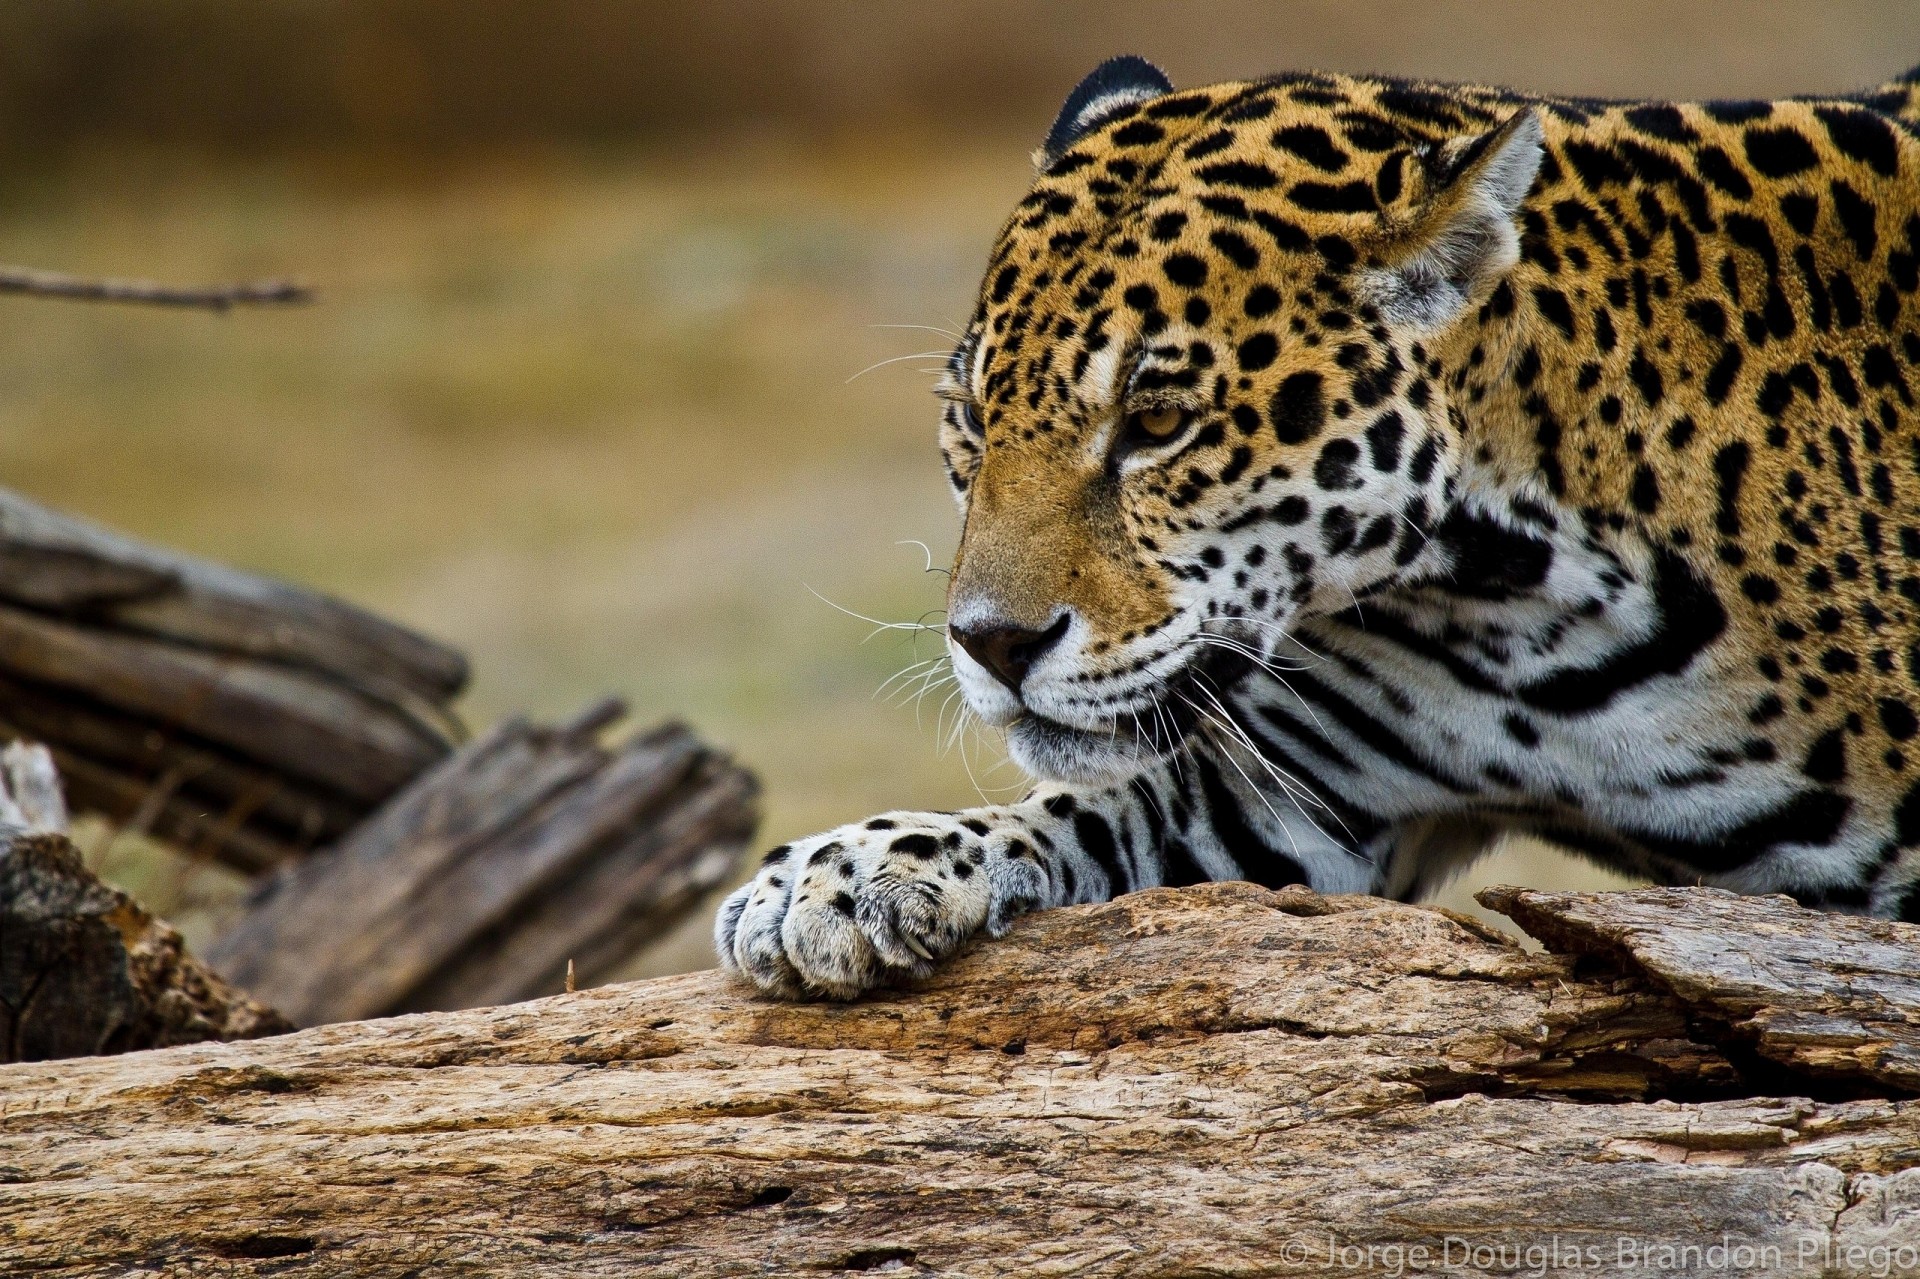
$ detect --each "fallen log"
[5,882,1917,1276]
[0,486,468,870]
[0,744,290,1062]
[205,699,760,1025]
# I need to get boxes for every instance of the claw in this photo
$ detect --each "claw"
[901,932,936,962]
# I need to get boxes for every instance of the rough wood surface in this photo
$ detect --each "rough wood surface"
[6,883,1919,1276]
[0,745,290,1062]
[0,487,464,700]
[206,701,759,1026]
[1483,885,1920,1095]
[0,486,468,869]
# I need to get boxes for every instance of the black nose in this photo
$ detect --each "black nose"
[951,615,1070,694]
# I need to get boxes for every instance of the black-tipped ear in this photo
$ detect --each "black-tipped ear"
[1036,55,1173,172]
[1360,107,1545,332]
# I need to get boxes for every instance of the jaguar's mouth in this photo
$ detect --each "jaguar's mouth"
[1007,645,1253,785]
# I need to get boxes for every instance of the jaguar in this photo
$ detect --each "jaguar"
[718,54,1920,998]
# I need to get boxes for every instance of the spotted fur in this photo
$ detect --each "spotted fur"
[719,56,1920,998]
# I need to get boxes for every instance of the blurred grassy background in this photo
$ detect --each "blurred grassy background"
[1,2,1912,978]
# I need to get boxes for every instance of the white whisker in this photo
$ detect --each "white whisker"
[1200,613,1330,668]
[897,671,950,715]
[1130,766,1170,829]
[896,539,945,576]
[1189,676,1365,860]
[805,585,947,642]
[1269,626,1331,664]
[956,717,1024,803]
[1340,581,1366,626]
[875,657,943,701]
[935,684,966,751]
[910,674,957,729]
[868,322,965,340]
[1260,670,1339,742]
[846,348,951,384]
[1183,633,1309,682]
[1177,691,1307,857]
[1156,699,1188,784]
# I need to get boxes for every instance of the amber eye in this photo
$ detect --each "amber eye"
[1124,405,1189,445]
[957,400,985,435]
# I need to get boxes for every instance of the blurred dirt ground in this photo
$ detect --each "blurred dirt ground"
[0,2,1910,980]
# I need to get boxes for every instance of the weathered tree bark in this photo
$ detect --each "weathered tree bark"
[0,486,468,871]
[5,882,1916,1276]
[0,744,290,1062]
[1483,885,1920,1094]
[205,699,760,1026]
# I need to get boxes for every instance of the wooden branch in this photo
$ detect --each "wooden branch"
[206,701,760,1025]
[0,748,290,1063]
[6,884,1918,1275]
[0,486,467,868]
[0,265,311,312]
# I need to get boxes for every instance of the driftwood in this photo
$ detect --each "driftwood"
[0,486,468,871]
[206,699,760,1026]
[0,744,289,1062]
[5,882,1917,1276]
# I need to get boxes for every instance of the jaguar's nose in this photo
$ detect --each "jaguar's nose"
[950,614,1070,694]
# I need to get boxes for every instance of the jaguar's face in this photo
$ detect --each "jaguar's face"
[933,72,1543,785]
[937,251,1457,786]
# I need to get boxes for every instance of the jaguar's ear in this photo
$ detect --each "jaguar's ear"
[1362,107,1545,332]
[1035,55,1173,172]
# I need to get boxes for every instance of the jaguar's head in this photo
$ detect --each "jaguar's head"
[940,57,1544,784]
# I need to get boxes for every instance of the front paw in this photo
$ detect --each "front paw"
[714,814,1041,999]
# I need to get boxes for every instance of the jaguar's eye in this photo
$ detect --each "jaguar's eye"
[1124,404,1190,446]
[958,401,985,435]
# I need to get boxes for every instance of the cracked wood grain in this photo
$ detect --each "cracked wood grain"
[1482,885,1920,1094]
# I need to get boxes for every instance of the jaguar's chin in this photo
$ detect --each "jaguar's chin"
[1006,714,1159,786]
[1007,646,1253,785]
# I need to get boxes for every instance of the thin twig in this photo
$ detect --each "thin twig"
[0,265,313,312]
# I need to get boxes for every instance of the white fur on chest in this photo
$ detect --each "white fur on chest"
[1232,497,1811,864]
